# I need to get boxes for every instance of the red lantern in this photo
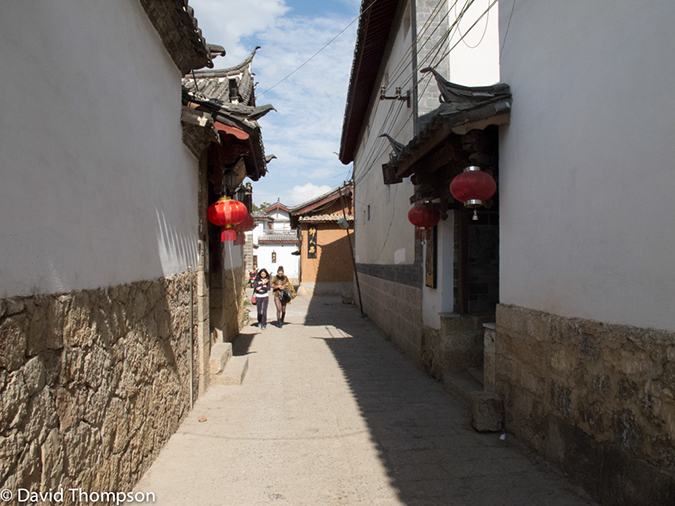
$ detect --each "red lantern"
[234,212,255,233]
[450,166,496,206]
[207,197,247,242]
[450,166,497,221]
[408,203,440,241]
[233,211,255,246]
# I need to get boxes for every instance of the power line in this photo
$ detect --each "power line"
[383,0,453,92]
[355,0,478,182]
[500,0,517,59]
[398,0,479,90]
[258,0,382,97]
[431,0,499,65]
[354,0,497,188]
[455,0,490,49]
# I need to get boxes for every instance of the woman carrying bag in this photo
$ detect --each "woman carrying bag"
[253,268,270,330]
[271,266,295,327]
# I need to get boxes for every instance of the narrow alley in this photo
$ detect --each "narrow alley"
[134,296,595,506]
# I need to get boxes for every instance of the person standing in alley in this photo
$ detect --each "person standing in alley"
[253,268,270,330]
[272,266,295,326]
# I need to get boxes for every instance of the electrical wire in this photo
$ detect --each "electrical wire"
[257,0,382,97]
[354,0,497,188]
[355,0,478,181]
[430,0,498,66]
[397,0,479,90]
[455,0,490,49]
[382,0,453,92]
[500,0,517,59]
[384,0,460,93]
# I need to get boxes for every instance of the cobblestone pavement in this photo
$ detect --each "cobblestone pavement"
[135,295,596,506]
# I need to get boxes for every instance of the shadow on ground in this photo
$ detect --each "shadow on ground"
[301,296,592,506]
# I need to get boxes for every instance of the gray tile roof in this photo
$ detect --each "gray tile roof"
[181,47,276,181]
[140,0,218,75]
[298,214,354,222]
[258,233,298,244]
[388,69,511,179]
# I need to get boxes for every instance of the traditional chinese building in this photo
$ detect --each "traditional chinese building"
[289,183,355,297]
[251,201,300,283]
[182,46,276,342]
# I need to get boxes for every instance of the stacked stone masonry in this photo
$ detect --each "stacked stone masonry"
[0,272,197,503]
[358,273,422,366]
[496,304,675,506]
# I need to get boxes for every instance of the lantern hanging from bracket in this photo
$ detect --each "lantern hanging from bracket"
[207,197,247,242]
[449,166,497,221]
[408,203,441,241]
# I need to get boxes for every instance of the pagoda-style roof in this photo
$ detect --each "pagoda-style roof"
[385,68,511,180]
[264,201,290,214]
[290,182,353,216]
[184,47,260,106]
[289,182,354,228]
[181,48,276,181]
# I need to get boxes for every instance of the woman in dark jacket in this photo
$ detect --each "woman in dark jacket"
[253,268,270,330]
[271,266,294,326]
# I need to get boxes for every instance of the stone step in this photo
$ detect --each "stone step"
[211,355,249,386]
[443,371,484,406]
[209,342,232,375]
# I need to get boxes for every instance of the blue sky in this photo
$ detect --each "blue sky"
[189,0,361,207]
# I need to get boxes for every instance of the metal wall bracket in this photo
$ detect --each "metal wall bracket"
[379,86,411,108]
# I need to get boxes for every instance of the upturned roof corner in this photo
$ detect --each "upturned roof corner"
[180,47,276,181]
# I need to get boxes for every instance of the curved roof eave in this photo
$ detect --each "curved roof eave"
[339,0,401,165]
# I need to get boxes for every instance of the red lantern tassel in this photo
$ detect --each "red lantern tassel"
[221,228,236,242]
[415,227,431,241]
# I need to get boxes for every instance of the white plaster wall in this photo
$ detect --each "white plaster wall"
[498,0,675,330]
[354,1,416,266]
[448,0,500,86]
[268,209,291,230]
[422,214,455,329]
[223,243,244,270]
[0,0,199,298]
[256,244,299,280]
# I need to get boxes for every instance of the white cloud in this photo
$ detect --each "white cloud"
[189,0,290,62]
[188,1,359,206]
[288,183,333,206]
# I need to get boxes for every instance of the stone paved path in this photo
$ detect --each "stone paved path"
[135,295,596,506]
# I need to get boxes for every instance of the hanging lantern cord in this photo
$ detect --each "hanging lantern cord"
[473,209,478,221]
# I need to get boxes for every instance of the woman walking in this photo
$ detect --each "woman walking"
[253,268,270,330]
[271,266,294,327]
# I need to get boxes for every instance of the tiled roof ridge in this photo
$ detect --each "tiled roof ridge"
[139,0,217,75]
[289,181,354,214]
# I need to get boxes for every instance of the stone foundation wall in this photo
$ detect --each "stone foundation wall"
[496,304,675,506]
[0,272,198,503]
[421,314,494,381]
[209,266,246,344]
[357,273,422,365]
[222,266,246,343]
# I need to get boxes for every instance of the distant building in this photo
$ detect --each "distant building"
[251,201,300,283]
[289,183,355,296]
